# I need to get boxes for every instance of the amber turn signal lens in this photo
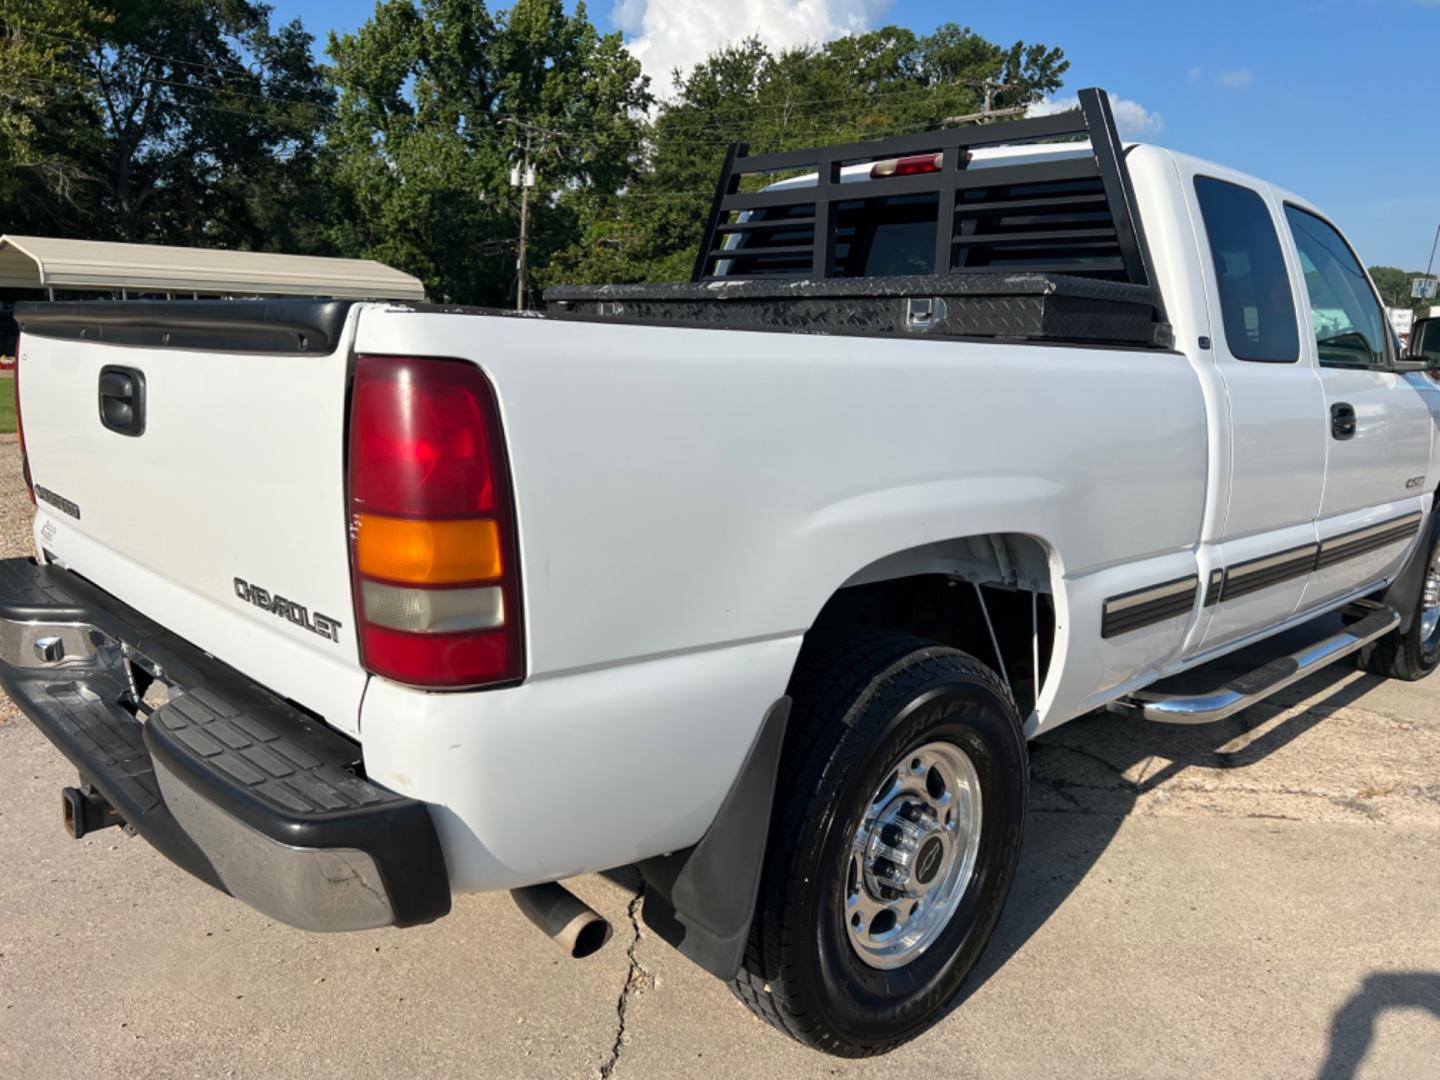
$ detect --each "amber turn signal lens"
[354,514,502,585]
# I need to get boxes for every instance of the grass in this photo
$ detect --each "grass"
[0,382,15,435]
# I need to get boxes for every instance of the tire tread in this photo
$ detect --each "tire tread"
[728,632,1017,1056]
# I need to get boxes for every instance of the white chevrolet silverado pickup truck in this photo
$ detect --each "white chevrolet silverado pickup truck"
[7,90,1440,1056]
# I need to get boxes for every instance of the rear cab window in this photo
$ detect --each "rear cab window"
[1193,176,1299,363]
[725,198,940,278]
[725,166,1126,280]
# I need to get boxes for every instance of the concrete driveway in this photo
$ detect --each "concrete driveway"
[0,434,1437,1078]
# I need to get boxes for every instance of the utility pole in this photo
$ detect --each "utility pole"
[968,77,1012,115]
[512,128,535,312]
[942,104,1025,126]
[944,78,1023,126]
[1410,225,1440,308]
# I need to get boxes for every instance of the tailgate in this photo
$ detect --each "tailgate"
[14,301,366,735]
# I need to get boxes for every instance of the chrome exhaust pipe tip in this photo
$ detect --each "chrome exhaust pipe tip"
[511,882,613,959]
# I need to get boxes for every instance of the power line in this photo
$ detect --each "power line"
[13,16,1022,122]
[7,11,1066,161]
[18,69,985,156]
[21,19,1024,138]
[11,74,325,127]
[1,18,263,81]
[23,51,1031,163]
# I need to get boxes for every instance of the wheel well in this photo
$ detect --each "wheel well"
[791,534,1057,717]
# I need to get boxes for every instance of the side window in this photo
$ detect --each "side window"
[1284,206,1387,369]
[1193,177,1300,363]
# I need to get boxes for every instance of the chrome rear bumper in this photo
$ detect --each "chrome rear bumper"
[0,557,450,931]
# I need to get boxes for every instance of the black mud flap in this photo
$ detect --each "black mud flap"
[637,696,790,980]
[1383,506,1440,633]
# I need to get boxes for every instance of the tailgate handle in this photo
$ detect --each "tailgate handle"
[99,365,146,437]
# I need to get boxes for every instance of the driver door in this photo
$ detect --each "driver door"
[1284,205,1433,610]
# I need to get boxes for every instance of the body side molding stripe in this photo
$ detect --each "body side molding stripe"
[1101,510,1426,638]
[1219,544,1318,602]
[1101,575,1199,639]
[1316,512,1422,569]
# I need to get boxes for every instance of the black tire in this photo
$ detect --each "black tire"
[731,633,1028,1057]
[1357,518,1440,681]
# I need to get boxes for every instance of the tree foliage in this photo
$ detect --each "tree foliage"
[0,4,1068,305]
[1369,265,1430,310]
[325,0,649,303]
[543,26,1068,287]
[0,1,332,246]
[0,1,110,225]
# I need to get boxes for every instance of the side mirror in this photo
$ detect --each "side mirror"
[1411,318,1440,370]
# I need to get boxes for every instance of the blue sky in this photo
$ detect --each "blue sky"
[270,0,1440,269]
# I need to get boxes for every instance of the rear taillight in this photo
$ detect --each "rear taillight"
[347,355,522,688]
[14,335,32,504]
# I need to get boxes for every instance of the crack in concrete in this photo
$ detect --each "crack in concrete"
[597,889,650,1079]
[1036,742,1139,786]
[1032,773,1084,809]
[1036,772,1413,804]
[1031,745,1440,829]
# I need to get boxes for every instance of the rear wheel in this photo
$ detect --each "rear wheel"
[1358,521,1440,681]
[731,634,1028,1057]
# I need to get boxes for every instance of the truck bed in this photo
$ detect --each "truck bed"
[545,272,1171,348]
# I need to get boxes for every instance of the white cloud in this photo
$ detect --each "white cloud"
[1216,69,1254,90]
[1027,94,1165,139]
[618,0,892,95]
[1187,65,1204,84]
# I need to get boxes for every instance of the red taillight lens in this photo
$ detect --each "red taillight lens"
[350,357,497,516]
[347,356,522,688]
[871,152,944,179]
[14,335,32,504]
[356,623,511,688]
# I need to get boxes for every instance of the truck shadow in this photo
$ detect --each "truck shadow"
[950,660,1389,1013]
[601,660,1399,1047]
[1315,971,1440,1080]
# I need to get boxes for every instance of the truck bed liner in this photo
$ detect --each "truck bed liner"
[546,272,1171,348]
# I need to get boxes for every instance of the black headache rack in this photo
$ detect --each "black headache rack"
[688,86,1157,286]
[547,88,1171,348]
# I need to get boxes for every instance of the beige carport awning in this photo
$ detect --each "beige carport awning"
[0,235,426,301]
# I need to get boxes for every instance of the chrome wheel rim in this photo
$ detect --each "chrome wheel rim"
[1421,545,1440,645]
[844,740,983,971]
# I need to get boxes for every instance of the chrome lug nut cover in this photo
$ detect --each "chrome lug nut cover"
[845,740,983,970]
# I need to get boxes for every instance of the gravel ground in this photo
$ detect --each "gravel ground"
[0,436,32,558]
[0,434,1437,1078]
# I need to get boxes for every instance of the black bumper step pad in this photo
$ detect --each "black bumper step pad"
[0,557,449,927]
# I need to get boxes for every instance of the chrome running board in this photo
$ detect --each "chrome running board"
[1108,599,1399,725]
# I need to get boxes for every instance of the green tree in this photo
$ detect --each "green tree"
[1370,266,1429,310]
[325,0,650,305]
[0,2,110,232]
[79,1,333,245]
[0,1,333,248]
[543,24,1069,287]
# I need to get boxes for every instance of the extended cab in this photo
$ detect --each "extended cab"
[5,90,1438,1056]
